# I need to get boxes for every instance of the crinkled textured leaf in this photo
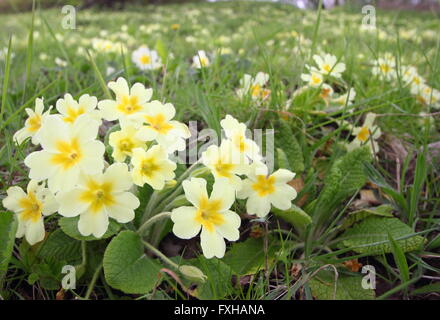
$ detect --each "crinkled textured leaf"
[340,217,426,255]
[188,257,234,300]
[134,183,154,227]
[103,230,162,294]
[273,205,312,230]
[0,212,17,285]
[309,270,375,300]
[38,229,82,263]
[34,229,82,290]
[59,216,121,241]
[276,148,291,171]
[223,238,278,276]
[275,119,304,173]
[341,204,394,229]
[313,147,371,224]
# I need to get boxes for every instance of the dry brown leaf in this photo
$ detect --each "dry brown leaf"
[352,189,382,209]
[56,289,65,300]
[290,263,303,278]
[342,259,363,272]
[249,224,264,239]
[288,176,308,207]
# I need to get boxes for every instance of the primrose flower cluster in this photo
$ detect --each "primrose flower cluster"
[371,52,440,109]
[3,77,298,260]
[130,44,211,72]
[3,77,191,244]
[298,52,356,110]
[171,115,297,259]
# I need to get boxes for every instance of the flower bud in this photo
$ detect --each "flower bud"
[179,265,207,283]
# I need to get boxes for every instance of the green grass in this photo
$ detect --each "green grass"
[0,1,439,300]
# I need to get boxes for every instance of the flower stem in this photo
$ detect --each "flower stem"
[142,240,178,270]
[84,262,103,300]
[137,212,171,236]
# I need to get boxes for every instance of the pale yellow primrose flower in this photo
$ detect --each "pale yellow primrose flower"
[301,68,323,88]
[13,98,51,145]
[372,55,396,81]
[56,163,139,238]
[201,139,249,190]
[332,88,356,109]
[131,46,162,71]
[133,101,191,153]
[236,72,271,100]
[415,84,440,108]
[237,163,297,218]
[131,146,176,190]
[171,177,241,259]
[346,112,382,155]
[24,115,105,193]
[403,66,425,94]
[98,77,153,122]
[109,124,146,162]
[2,180,58,245]
[220,114,261,162]
[313,53,345,78]
[56,93,101,124]
[192,50,210,69]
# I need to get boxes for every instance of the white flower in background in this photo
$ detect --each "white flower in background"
[220,115,261,162]
[359,23,376,33]
[92,38,118,53]
[109,124,147,162]
[301,69,323,88]
[13,98,51,145]
[218,47,232,55]
[39,53,48,61]
[402,66,425,94]
[185,36,197,44]
[201,139,249,190]
[237,163,297,218]
[133,101,191,153]
[132,46,162,71]
[171,178,240,259]
[56,93,100,124]
[56,163,140,238]
[416,84,440,108]
[55,57,67,67]
[313,53,345,78]
[24,115,105,193]
[236,72,271,100]
[332,88,356,109]
[0,47,15,60]
[98,77,153,122]
[2,180,58,245]
[346,113,382,154]
[106,66,116,77]
[192,50,210,69]
[131,146,176,190]
[372,54,396,81]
